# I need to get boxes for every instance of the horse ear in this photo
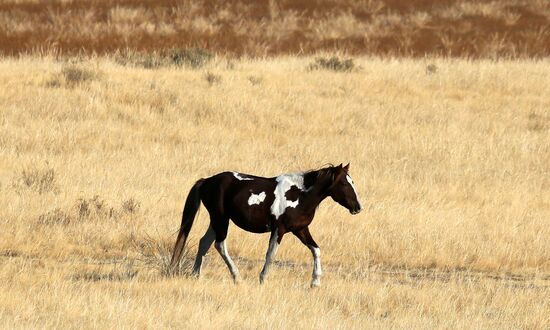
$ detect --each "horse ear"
[329,165,347,189]
[343,163,350,171]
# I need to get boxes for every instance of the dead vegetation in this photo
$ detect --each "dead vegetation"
[0,0,548,58]
[46,64,99,88]
[308,56,356,72]
[14,166,57,194]
[37,196,141,226]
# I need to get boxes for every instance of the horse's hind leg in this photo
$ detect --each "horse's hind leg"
[191,225,216,277]
[212,217,242,283]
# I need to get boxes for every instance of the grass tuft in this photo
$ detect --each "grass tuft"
[121,198,140,214]
[36,196,142,226]
[46,64,98,88]
[15,167,57,194]
[308,56,355,72]
[169,48,214,69]
[204,71,222,86]
[132,234,194,277]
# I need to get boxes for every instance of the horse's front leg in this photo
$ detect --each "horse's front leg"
[259,228,284,284]
[293,227,322,288]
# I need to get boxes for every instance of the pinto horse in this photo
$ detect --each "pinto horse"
[169,163,362,287]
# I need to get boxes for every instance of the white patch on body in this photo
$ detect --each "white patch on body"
[346,174,362,209]
[233,172,253,181]
[270,173,305,219]
[248,191,266,205]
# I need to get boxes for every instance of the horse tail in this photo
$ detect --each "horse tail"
[169,179,205,270]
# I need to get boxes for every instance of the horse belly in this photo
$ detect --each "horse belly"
[228,199,273,233]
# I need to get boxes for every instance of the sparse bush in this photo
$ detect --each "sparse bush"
[308,56,355,72]
[248,75,262,85]
[15,167,57,194]
[169,47,214,68]
[136,54,165,69]
[132,234,193,277]
[121,198,140,214]
[116,48,214,69]
[426,63,438,74]
[527,112,548,131]
[74,195,117,220]
[71,261,137,282]
[71,270,137,282]
[204,71,222,86]
[46,64,98,88]
[37,208,72,225]
[62,65,95,85]
[36,196,142,226]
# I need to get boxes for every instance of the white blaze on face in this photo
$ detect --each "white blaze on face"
[346,174,362,209]
[248,191,266,205]
[233,172,253,181]
[270,173,304,219]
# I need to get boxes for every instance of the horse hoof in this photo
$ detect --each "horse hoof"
[310,280,321,288]
[233,277,243,285]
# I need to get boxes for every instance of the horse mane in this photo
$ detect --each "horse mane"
[303,163,337,189]
[304,163,335,175]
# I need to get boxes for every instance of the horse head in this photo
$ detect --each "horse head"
[324,163,363,215]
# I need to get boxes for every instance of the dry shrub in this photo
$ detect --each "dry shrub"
[132,234,194,277]
[425,63,438,75]
[308,56,356,72]
[75,195,118,220]
[71,269,137,282]
[15,166,57,194]
[527,112,549,132]
[204,71,221,86]
[47,64,98,88]
[169,47,214,68]
[37,208,71,225]
[37,196,141,226]
[121,198,140,214]
[248,75,262,85]
[71,261,137,282]
[116,48,214,69]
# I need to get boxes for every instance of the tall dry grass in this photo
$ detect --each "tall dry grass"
[0,0,549,57]
[0,55,549,328]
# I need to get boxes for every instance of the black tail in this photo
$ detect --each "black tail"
[169,179,204,270]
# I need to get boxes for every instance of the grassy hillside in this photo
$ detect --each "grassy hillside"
[0,0,549,57]
[0,56,549,328]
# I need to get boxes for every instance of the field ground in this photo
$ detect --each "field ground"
[1,0,549,57]
[0,56,549,328]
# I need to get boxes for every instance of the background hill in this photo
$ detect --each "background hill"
[1,0,549,57]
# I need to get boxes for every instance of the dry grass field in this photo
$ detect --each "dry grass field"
[1,0,549,57]
[0,55,549,328]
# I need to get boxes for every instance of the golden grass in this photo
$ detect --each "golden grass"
[0,56,549,328]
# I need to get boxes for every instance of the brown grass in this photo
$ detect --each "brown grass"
[0,0,549,58]
[0,55,549,327]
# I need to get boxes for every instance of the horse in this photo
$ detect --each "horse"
[169,163,362,287]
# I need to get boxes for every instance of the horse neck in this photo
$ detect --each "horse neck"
[301,170,331,212]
